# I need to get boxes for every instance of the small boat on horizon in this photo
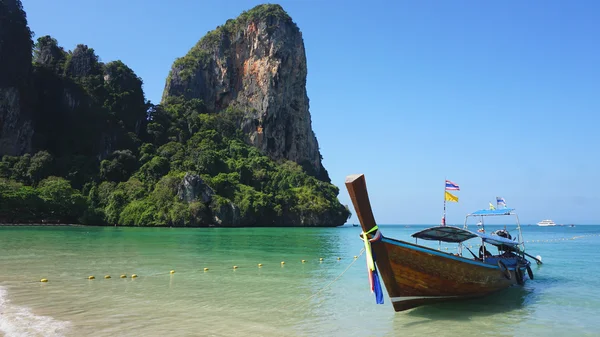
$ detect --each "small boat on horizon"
[537,219,556,227]
[345,174,541,312]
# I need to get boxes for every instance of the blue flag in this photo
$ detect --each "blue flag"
[370,248,384,304]
[372,269,384,304]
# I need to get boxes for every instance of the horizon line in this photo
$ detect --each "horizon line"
[345,223,595,226]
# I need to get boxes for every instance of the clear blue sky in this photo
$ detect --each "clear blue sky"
[22,0,600,224]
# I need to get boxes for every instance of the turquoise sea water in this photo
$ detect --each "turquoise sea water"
[0,224,599,336]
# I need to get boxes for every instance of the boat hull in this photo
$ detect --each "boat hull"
[373,237,525,312]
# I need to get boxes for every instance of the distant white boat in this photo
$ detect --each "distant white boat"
[537,219,556,227]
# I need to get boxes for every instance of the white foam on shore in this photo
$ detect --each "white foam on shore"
[0,287,70,337]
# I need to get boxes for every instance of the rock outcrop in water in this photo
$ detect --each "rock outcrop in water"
[162,4,330,182]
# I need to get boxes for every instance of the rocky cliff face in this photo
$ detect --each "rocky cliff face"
[0,1,350,227]
[162,4,330,182]
[0,0,34,155]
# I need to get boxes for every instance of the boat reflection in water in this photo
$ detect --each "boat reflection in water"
[345,174,542,312]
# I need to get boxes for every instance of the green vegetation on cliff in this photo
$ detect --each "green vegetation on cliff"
[171,4,294,82]
[201,3,293,48]
[0,2,350,226]
[0,91,349,226]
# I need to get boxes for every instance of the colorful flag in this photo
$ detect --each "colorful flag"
[489,202,496,210]
[372,268,384,304]
[362,226,384,305]
[496,197,506,208]
[445,180,460,190]
[445,191,459,202]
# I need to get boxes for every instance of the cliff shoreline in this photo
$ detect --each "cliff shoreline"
[0,222,344,228]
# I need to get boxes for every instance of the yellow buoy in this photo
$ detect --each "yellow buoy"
[120,274,126,278]
[170,270,175,274]
[337,257,341,260]
[258,264,263,267]
[354,256,358,259]
[131,274,138,278]
[203,268,209,272]
[281,261,285,265]
[301,259,306,263]
[104,275,111,279]
[233,266,238,269]
[40,278,48,283]
[319,257,323,261]
[88,276,95,280]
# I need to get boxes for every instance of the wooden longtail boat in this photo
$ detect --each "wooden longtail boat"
[345,174,541,312]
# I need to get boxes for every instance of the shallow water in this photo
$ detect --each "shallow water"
[0,224,599,336]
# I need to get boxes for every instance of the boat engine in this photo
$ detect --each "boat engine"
[492,229,512,240]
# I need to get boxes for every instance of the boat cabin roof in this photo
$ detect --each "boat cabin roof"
[411,225,520,247]
[467,208,515,216]
[411,226,476,243]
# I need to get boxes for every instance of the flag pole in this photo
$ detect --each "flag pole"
[442,177,446,227]
[440,177,445,251]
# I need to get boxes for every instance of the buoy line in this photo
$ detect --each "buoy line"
[4,234,598,284]
[0,253,365,284]
[2,234,598,284]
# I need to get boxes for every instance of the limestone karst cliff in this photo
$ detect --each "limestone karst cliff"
[162,4,330,182]
[0,0,34,155]
[0,1,350,227]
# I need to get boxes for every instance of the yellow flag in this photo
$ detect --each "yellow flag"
[445,191,458,202]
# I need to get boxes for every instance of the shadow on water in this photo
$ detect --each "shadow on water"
[400,286,534,327]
